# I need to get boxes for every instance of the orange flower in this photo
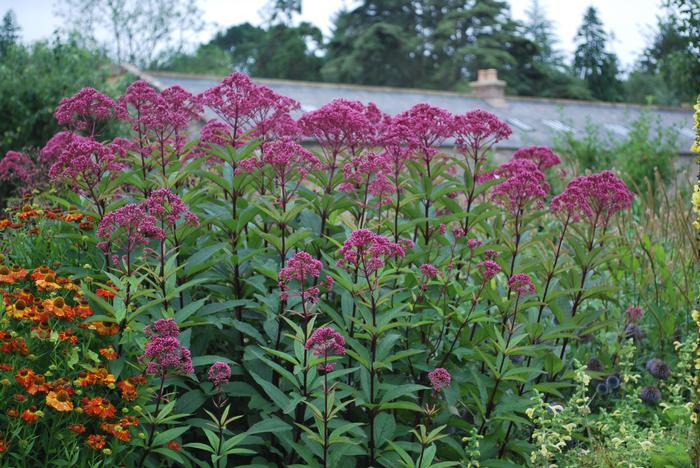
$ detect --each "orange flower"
[31,266,54,281]
[68,424,86,433]
[57,330,79,345]
[0,434,8,453]
[82,397,117,419]
[6,407,18,417]
[99,347,118,361]
[15,368,35,387]
[86,434,106,450]
[116,380,137,401]
[74,300,93,319]
[46,390,74,412]
[0,266,15,285]
[91,322,120,336]
[21,408,42,423]
[44,297,74,319]
[63,213,84,223]
[96,288,117,300]
[167,440,181,452]
[26,374,48,395]
[100,422,131,442]
[5,299,30,319]
[0,363,11,372]
[36,274,61,291]
[10,265,28,281]
[0,219,9,230]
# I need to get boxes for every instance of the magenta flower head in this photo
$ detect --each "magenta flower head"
[48,134,124,189]
[96,204,165,258]
[551,171,634,226]
[198,72,299,145]
[0,151,35,184]
[40,131,74,165]
[391,103,454,165]
[420,263,439,280]
[467,238,482,250]
[298,99,384,159]
[508,273,536,296]
[488,159,549,214]
[278,251,330,306]
[140,318,193,376]
[626,306,644,323]
[261,138,320,187]
[428,367,452,392]
[336,229,405,275]
[208,361,232,390]
[142,188,199,227]
[304,327,346,372]
[54,87,116,132]
[453,110,512,160]
[477,260,501,280]
[512,146,561,171]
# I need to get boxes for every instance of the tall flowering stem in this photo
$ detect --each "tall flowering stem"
[137,319,193,468]
[453,110,512,234]
[391,104,453,242]
[479,274,535,436]
[689,95,700,465]
[97,204,165,351]
[142,188,199,309]
[337,230,404,465]
[198,73,299,340]
[118,81,202,185]
[437,259,500,369]
[553,171,634,363]
[305,327,346,468]
[299,99,383,242]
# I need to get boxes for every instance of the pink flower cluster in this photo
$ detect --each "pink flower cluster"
[40,131,74,165]
[508,273,536,296]
[54,87,116,132]
[47,134,125,190]
[304,327,346,372]
[243,139,321,194]
[118,81,201,136]
[142,188,199,227]
[0,151,35,184]
[140,318,194,376]
[278,251,332,305]
[428,367,452,392]
[336,229,405,274]
[453,110,512,160]
[551,170,634,225]
[477,260,501,280]
[512,146,561,171]
[208,361,232,390]
[299,99,384,158]
[487,159,549,214]
[626,305,644,323]
[391,104,454,161]
[420,263,439,279]
[337,151,395,206]
[96,203,165,256]
[198,72,299,144]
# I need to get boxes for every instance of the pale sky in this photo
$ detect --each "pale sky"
[3,0,664,69]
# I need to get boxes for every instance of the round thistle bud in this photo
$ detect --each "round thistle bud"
[624,323,644,342]
[605,374,620,390]
[586,358,604,372]
[645,358,671,380]
[639,385,662,405]
[595,382,608,395]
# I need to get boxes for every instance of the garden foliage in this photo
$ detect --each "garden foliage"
[0,73,696,467]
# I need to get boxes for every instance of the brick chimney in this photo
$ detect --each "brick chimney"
[470,69,506,107]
